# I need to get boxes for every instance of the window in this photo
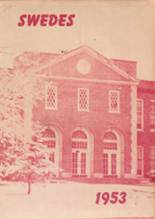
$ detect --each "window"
[71,130,88,176]
[78,88,89,112]
[103,131,118,176]
[103,132,117,150]
[150,146,155,170]
[41,128,56,148]
[45,83,57,110]
[109,90,120,113]
[103,154,108,176]
[41,128,57,163]
[137,146,144,176]
[72,130,87,149]
[150,100,155,131]
[137,99,143,130]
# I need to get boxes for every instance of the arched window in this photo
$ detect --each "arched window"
[72,130,87,149]
[41,128,56,148]
[40,128,57,163]
[71,130,88,176]
[103,131,119,176]
[103,131,117,149]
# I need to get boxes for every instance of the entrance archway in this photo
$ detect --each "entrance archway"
[40,126,62,177]
[71,128,93,177]
[103,130,122,177]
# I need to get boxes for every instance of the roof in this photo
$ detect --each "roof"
[13,45,137,83]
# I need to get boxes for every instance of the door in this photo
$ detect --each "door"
[103,150,117,176]
[72,150,87,176]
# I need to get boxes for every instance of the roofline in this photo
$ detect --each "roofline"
[112,58,137,63]
[22,45,137,83]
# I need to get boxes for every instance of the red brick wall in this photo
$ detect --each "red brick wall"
[137,87,155,176]
[32,78,132,176]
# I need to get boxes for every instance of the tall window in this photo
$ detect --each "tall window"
[150,100,155,131]
[72,130,88,176]
[45,83,57,110]
[109,90,120,113]
[78,88,89,112]
[72,130,87,149]
[137,99,143,130]
[41,128,56,163]
[103,131,118,176]
[150,146,155,170]
[137,146,144,176]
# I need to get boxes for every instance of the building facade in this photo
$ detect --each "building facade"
[13,46,155,179]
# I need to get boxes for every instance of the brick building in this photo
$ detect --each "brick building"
[13,46,155,179]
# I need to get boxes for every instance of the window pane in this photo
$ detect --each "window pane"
[150,101,155,130]
[137,146,143,159]
[104,131,117,149]
[41,128,56,148]
[137,99,143,130]
[103,154,108,175]
[45,84,57,110]
[137,146,143,175]
[81,153,86,175]
[111,154,117,175]
[109,91,120,113]
[78,88,89,111]
[72,152,78,175]
[72,130,87,148]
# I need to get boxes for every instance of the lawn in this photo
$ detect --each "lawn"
[0,181,154,219]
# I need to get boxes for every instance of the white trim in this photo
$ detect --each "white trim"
[137,146,144,177]
[104,139,117,143]
[45,83,58,110]
[137,99,144,131]
[77,88,89,112]
[39,75,138,86]
[108,90,120,114]
[72,138,87,142]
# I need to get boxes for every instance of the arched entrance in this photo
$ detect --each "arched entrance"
[103,130,121,177]
[40,127,62,177]
[71,128,93,177]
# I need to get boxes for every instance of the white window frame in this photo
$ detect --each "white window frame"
[108,90,120,113]
[137,146,144,177]
[137,99,144,131]
[150,100,155,132]
[45,83,57,110]
[77,88,89,112]
[150,146,155,170]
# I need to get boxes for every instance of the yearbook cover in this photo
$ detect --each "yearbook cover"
[0,1,155,219]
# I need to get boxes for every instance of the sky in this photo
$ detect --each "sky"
[0,0,155,81]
